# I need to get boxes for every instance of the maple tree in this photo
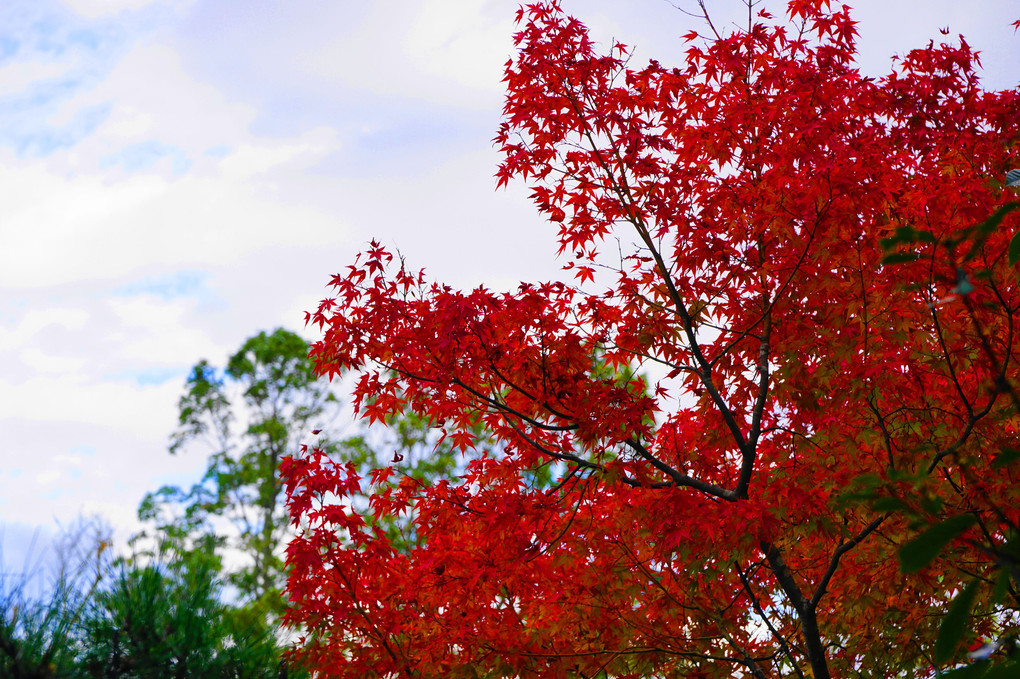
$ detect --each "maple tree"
[282,1,1020,677]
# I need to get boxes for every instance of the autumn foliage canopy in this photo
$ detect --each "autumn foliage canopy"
[282,2,1020,676]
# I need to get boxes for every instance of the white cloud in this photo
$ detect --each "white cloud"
[102,105,155,140]
[0,59,75,94]
[216,129,337,181]
[0,162,165,288]
[0,307,90,352]
[404,0,513,95]
[105,294,221,364]
[0,123,342,290]
[19,346,90,375]
[0,373,179,435]
[0,27,348,292]
[0,416,207,550]
[33,41,253,177]
[35,469,63,485]
[302,0,513,109]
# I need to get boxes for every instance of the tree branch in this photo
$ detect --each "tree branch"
[809,515,887,609]
[762,542,830,679]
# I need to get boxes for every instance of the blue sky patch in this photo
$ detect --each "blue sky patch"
[0,35,18,60]
[99,139,192,174]
[204,144,232,157]
[0,101,111,157]
[0,1,147,158]
[104,366,189,388]
[171,154,193,175]
[111,270,210,301]
[148,468,209,493]
[68,445,96,457]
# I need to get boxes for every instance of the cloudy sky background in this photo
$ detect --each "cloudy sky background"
[1,0,1016,570]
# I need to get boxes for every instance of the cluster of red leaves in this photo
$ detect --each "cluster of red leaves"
[282,2,1020,677]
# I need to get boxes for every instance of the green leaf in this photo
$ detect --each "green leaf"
[852,473,884,488]
[986,660,1020,678]
[935,580,981,665]
[881,252,921,265]
[991,568,1011,606]
[1009,230,1020,265]
[879,225,937,249]
[967,201,1020,262]
[871,496,908,513]
[991,448,1020,469]
[888,467,922,482]
[975,201,1020,239]
[900,514,977,574]
[919,493,945,515]
[880,226,918,249]
[940,663,989,679]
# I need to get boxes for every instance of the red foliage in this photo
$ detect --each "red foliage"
[283,2,1020,676]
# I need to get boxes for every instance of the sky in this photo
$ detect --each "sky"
[1,0,1017,573]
